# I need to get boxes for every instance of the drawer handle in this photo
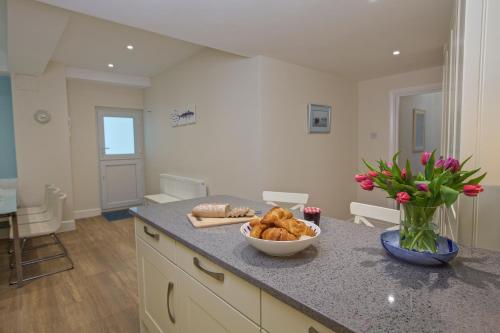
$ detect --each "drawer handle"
[193,257,225,282]
[309,328,319,333]
[143,226,159,240]
[167,282,175,324]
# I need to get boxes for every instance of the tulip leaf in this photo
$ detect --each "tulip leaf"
[362,159,377,172]
[467,172,487,185]
[440,185,459,207]
[425,151,436,180]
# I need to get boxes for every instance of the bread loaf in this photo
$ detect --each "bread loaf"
[192,204,230,218]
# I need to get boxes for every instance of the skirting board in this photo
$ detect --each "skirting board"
[0,219,75,239]
[74,208,102,220]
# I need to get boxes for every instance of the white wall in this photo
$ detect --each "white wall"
[144,50,358,219]
[11,62,74,221]
[144,49,262,200]
[66,79,144,216]
[259,57,358,218]
[357,66,443,206]
[398,92,442,173]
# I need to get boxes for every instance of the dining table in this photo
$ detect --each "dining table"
[0,188,23,287]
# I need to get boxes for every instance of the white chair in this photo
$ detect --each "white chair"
[9,193,73,282]
[262,191,309,212]
[16,184,58,216]
[350,202,400,230]
[16,187,61,224]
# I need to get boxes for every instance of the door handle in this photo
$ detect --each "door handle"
[193,257,224,282]
[167,282,175,324]
[143,226,159,240]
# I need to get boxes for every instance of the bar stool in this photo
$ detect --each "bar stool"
[9,193,73,284]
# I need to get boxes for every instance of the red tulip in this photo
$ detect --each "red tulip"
[396,192,411,204]
[354,174,368,182]
[382,170,392,177]
[463,184,484,197]
[360,179,374,191]
[444,157,460,173]
[368,171,378,178]
[421,151,431,165]
[417,184,429,192]
[401,168,407,179]
[435,159,445,168]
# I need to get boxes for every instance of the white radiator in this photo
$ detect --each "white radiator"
[160,174,207,200]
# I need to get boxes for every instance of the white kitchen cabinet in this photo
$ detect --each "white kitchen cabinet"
[262,292,336,333]
[176,268,260,333]
[136,238,178,333]
[135,217,336,333]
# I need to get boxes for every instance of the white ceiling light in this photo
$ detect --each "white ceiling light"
[107,63,114,68]
[126,44,134,50]
[392,50,401,56]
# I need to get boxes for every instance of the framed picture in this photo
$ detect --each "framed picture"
[170,104,196,127]
[412,108,425,152]
[308,104,332,133]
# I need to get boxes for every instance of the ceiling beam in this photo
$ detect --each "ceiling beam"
[65,67,151,88]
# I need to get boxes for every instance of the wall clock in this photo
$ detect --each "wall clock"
[34,110,51,124]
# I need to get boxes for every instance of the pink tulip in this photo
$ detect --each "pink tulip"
[417,184,429,192]
[421,151,432,165]
[382,170,392,177]
[401,168,407,179]
[360,179,374,191]
[435,159,445,168]
[368,171,378,178]
[463,184,484,197]
[396,192,411,204]
[354,174,368,182]
[387,162,393,168]
[444,157,460,173]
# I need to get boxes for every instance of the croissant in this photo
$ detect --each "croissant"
[261,227,297,241]
[250,222,269,238]
[261,207,294,225]
[274,218,316,237]
[249,217,262,227]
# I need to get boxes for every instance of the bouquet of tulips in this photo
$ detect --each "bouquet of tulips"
[355,151,486,253]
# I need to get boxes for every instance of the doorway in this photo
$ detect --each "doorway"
[96,107,144,210]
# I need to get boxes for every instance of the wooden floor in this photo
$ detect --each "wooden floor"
[0,216,140,333]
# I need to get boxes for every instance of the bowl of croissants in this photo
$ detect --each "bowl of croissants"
[240,207,320,256]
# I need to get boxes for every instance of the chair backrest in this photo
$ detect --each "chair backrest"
[159,174,207,200]
[46,193,67,233]
[262,191,309,211]
[43,184,59,209]
[350,202,399,228]
[46,187,62,217]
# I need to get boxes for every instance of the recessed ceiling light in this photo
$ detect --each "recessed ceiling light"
[108,63,114,68]
[126,44,134,50]
[393,50,401,56]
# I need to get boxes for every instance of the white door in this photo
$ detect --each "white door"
[97,107,144,210]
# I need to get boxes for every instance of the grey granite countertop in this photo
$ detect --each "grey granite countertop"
[130,195,500,333]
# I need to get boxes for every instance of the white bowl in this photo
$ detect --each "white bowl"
[240,220,321,257]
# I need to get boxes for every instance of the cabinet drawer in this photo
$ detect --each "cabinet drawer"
[135,218,176,263]
[176,242,260,324]
[177,268,260,333]
[262,292,336,333]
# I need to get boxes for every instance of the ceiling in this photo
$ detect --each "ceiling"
[37,0,453,81]
[52,13,204,77]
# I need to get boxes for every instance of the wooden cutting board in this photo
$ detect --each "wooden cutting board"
[187,214,255,228]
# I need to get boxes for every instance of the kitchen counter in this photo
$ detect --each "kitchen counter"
[130,195,500,333]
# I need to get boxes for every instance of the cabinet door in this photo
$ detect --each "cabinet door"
[176,269,260,333]
[136,237,178,333]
